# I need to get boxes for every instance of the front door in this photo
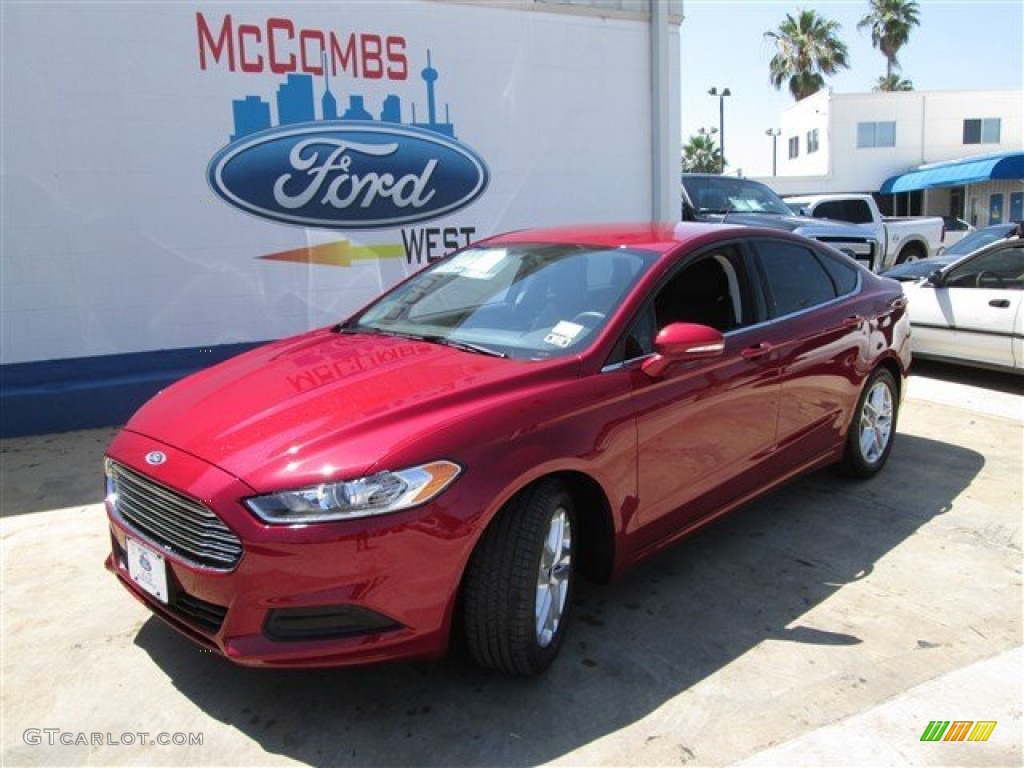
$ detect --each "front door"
[911,243,1023,369]
[628,246,780,548]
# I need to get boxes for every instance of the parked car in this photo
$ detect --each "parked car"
[885,225,1023,372]
[104,223,911,675]
[784,193,946,271]
[681,174,879,271]
[883,222,1023,280]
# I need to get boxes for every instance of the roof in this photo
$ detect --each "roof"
[484,222,729,251]
[880,151,1024,194]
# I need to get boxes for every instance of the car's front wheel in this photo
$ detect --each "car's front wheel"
[840,367,898,478]
[462,479,575,675]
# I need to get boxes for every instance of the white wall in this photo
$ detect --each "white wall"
[2,2,679,365]
[778,90,830,178]
[760,88,1022,197]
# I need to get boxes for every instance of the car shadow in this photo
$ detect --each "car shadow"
[133,432,981,767]
[910,358,1022,394]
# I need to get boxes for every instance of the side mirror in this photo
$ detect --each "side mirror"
[926,269,944,286]
[641,323,725,378]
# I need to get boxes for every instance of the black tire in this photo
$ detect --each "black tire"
[896,244,925,265]
[840,368,898,478]
[462,479,576,676]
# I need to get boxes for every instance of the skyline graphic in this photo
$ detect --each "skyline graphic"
[230,50,456,142]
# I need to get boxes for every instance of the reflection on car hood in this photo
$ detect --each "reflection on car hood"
[124,329,560,491]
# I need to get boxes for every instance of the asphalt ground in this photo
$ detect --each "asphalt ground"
[1,360,1021,767]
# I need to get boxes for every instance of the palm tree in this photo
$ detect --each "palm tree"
[682,133,723,174]
[858,0,921,81]
[874,73,914,92]
[765,10,851,101]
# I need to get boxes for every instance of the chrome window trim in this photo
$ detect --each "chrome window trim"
[601,354,654,373]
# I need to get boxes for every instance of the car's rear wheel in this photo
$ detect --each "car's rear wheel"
[840,368,898,478]
[462,479,575,675]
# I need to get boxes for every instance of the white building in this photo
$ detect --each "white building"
[1,0,682,436]
[758,88,1023,226]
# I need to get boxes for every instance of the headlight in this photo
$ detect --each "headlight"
[244,460,462,524]
[103,458,117,505]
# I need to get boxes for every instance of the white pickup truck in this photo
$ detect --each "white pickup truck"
[784,193,956,272]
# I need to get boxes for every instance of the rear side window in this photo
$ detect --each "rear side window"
[755,240,841,317]
[819,251,859,295]
[813,199,873,225]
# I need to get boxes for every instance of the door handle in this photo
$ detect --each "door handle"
[989,299,1011,308]
[741,342,773,360]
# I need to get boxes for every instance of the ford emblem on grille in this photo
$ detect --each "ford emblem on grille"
[145,451,166,466]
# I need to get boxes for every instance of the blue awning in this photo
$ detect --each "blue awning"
[880,151,1024,194]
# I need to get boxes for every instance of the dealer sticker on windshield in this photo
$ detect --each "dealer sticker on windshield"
[433,248,507,279]
[543,321,584,348]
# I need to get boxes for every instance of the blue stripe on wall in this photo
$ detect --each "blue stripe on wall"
[0,342,264,438]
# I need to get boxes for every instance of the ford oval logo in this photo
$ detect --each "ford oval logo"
[145,451,166,466]
[208,123,489,230]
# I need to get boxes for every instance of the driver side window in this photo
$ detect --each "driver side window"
[945,245,1024,290]
[613,246,749,363]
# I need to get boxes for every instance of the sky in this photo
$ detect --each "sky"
[679,0,1024,178]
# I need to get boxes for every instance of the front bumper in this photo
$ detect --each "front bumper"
[104,430,475,668]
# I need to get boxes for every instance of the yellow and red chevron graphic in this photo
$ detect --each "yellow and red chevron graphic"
[259,240,405,267]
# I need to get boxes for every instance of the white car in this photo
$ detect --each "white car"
[889,233,1023,373]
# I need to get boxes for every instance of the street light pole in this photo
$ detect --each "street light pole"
[765,128,781,176]
[708,86,731,173]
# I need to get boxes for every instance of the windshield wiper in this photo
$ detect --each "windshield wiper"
[418,335,507,358]
[333,325,506,358]
[334,324,415,340]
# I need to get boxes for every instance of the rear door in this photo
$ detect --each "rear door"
[749,238,870,468]
[909,243,1023,369]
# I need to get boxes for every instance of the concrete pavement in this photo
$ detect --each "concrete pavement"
[1,362,1021,766]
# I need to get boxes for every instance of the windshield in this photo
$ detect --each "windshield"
[941,224,1017,257]
[347,244,657,360]
[682,176,793,215]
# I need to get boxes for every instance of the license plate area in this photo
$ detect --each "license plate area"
[126,537,169,604]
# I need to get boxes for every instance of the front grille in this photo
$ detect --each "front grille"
[108,461,243,570]
[816,236,877,267]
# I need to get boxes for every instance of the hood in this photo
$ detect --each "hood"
[125,329,565,491]
[883,256,955,281]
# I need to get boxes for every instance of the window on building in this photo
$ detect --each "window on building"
[857,121,896,148]
[788,136,799,159]
[807,128,819,153]
[963,118,1001,145]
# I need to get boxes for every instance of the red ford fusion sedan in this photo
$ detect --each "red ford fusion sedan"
[105,223,911,675]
